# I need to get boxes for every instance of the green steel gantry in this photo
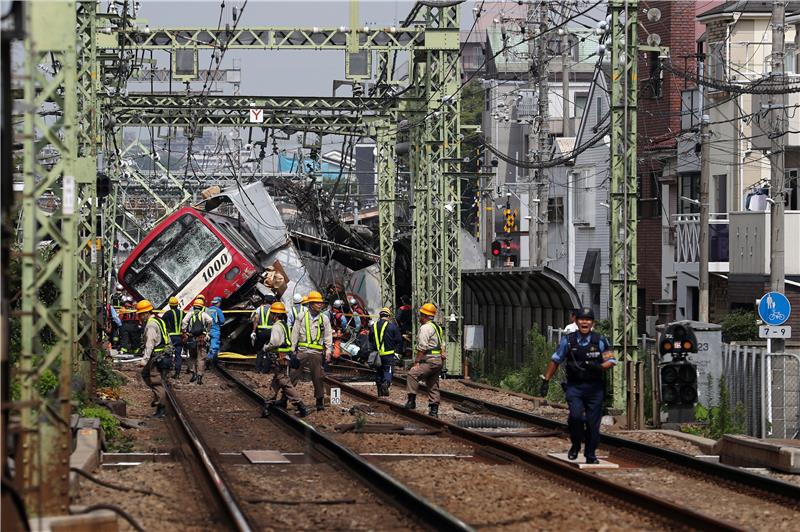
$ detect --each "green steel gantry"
[12,0,465,513]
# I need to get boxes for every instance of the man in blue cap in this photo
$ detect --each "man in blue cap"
[539,307,616,464]
[206,296,225,367]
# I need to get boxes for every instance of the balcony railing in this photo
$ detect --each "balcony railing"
[673,213,729,266]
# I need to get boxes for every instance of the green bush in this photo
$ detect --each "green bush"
[96,352,124,389]
[79,405,133,452]
[495,328,563,402]
[35,368,58,397]
[720,309,758,342]
[683,375,746,440]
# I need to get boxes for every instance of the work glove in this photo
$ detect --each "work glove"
[250,332,257,346]
[538,376,549,398]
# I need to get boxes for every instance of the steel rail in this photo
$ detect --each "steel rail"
[215,365,473,532]
[391,374,800,502]
[163,383,254,532]
[324,374,745,532]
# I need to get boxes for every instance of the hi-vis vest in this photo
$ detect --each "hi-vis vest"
[257,305,272,330]
[373,320,394,356]
[428,322,445,356]
[165,307,185,336]
[276,321,292,353]
[297,312,323,350]
[147,317,169,354]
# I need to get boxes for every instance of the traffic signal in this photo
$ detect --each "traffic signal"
[660,362,698,405]
[491,240,502,256]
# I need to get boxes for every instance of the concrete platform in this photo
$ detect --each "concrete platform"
[69,427,101,492]
[649,429,718,454]
[547,452,619,470]
[717,434,800,473]
[29,510,118,532]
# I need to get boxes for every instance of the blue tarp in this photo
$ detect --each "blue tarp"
[278,154,345,180]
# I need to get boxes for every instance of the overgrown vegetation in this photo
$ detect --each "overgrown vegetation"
[681,375,746,440]
[720,309,758,342]
[79,405,134,452]
[96,351,124,389]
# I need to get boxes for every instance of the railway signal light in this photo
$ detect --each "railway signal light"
[659,323,698,360]
[658,322,699,407]
[491,240,502,256]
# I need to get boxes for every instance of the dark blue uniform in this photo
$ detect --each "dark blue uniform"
[369,317,402,395]
[552,332,615,460]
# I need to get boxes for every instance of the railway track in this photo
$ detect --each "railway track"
[325,363,800,528]
[163,370,470,531]
[225,364,748,531]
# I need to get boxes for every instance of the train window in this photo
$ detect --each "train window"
[224,266,240,281]
[126,267,172,307]
[152,215,222,287]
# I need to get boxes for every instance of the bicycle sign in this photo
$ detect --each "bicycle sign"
[758,292,791,326]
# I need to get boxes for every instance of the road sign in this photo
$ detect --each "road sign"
[249,108,264,123]
[758,291,791,326]
[759,325,792,339]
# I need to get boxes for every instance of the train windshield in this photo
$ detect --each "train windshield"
[124,213,223,306]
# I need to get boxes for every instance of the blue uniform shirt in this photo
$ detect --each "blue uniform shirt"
[207,305,225,332]
[552,332,616,365]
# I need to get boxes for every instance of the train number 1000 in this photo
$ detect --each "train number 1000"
[201,252,230,283]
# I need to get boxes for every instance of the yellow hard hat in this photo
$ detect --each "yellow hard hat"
[192,298,205,307]
[420,303,437,317]
[301,296,308,305]
[196,294,206,302]
[379,307,392,316]
[306,291,324,303]
[269,302,287,314]
[136,300,154,314]
[169,296,179,306]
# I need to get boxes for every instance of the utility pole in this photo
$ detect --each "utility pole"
[698,115,710,322]
[561,27,572,137]
[529,0,549,268]
[769,0,786,353]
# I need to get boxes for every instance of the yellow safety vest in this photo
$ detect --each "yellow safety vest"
[297,312,323,351]
[276,321,292,353]
[147,317,169,354]
[257,306,272,330]
[166,307,184,336]
[429,322,445,356]
[373,320,394,356]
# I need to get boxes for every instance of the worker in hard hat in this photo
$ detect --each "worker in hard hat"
[181,298,213,385]
[261,302,309,418]
[206,296,226,368]
[110,283,125,307]
[405,303,445,417]
[119,298,143,358]
[252,293,277,373]
[287,292,304,328]
[369,307,402,396]
[136,300,172,418]
[162,297,186,378]
[290,290,333,411]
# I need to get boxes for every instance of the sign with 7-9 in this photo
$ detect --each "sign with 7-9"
[759,325,791,339]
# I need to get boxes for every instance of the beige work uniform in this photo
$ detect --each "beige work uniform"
[407,321,444,404]
[181,309,213,376]
[264,321,302,405]
[290,310,333,400]
[141,317,167,407]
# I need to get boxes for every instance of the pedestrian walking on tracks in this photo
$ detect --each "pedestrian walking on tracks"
[137,299,172,418]
[369,307,402,396]
[260,302,309,418]
[405,303,445,418]
[539,307,616,464]
[290,290,332,411]
[181,298,213,385]
[162,296,185,378]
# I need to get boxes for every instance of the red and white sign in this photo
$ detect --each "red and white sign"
[249,108,264,123]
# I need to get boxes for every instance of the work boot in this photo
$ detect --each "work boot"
[428,403,439,418]
[153,405,166,418]
[196,375,203,385]
[275,397,288,409]
[568,445,580,461]
[381,383,391,397]
[404,394,416,410]
[189,372,197,383]
[296,403,310,418]
[585,456,600,465]
[375,383,383,396]
[316,398,325,411]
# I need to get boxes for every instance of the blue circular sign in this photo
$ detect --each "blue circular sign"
[758,292,791,326]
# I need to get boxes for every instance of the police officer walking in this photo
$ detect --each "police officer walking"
[163,296,185,378]
[252,294,276,372]
[539,307,616,464]
[181,298,213,385]
[290,290,332,411]
[369,307,402,396]
[404,303,445,417]
[136,300,171,418]
[260,302,309,418]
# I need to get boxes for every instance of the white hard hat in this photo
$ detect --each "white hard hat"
[115,283,123,291]
[333,299,343,308]
[348,297,356,306]
[293,293,302,304]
